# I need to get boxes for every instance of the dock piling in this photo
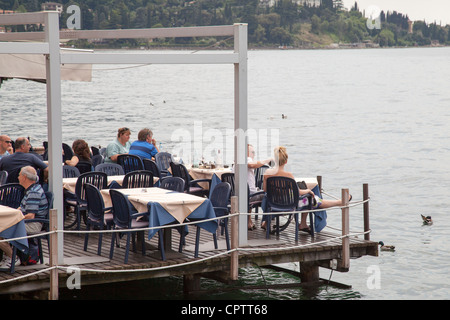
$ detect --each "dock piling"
[341,188,350,271]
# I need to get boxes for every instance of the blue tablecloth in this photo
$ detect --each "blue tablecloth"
[146,197,218,240]
[208,173,222,198]
[0,220,29,255]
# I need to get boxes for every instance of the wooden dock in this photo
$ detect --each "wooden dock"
[0,201,378,299]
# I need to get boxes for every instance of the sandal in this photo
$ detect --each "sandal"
[299,225,311,233]
[248,224,256,231]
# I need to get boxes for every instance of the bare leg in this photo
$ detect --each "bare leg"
[0,240,13,258]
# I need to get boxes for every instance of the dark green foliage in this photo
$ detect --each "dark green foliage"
[1,0,448,48]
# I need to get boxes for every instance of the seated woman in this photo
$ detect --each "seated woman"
[262,146,351,231]
[64,139,92,167]
[104,127,131,163]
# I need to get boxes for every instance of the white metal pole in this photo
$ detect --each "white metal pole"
[234,23,248,247]
[45,11,64,264]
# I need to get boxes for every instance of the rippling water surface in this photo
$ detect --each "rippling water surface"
[2,47,450,300]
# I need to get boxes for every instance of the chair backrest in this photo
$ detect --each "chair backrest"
[84,183,107,222]
[210,182,231,217]
[91,146,100,156]
[5,167,22,184]
[75,171,108,202]
[255,164,269,190]
[122,170,154,188]
[0,171,8,186]
[95,163,125,176]
[109,189,133,229]
[169,162,191,192]
[0,183,25,208]
[221,173,235,196]
[117,154,144,174]
[76,160,93,175]
[63,165,80,178]
[62,143,74,162]
[91,154,104,168]
[45,191,54,210]
[159,176,185,192]
[142,158,161,178]
[265,176,299,212]
[155,152,173,173]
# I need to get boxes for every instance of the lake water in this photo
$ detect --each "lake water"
[1,47,450,300]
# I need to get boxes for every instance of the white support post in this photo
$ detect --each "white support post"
[44,12,65,264]
[234,23,248,247]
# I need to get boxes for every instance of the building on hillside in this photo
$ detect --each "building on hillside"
[41,2,63,14]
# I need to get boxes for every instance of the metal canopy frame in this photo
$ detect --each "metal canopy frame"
[0,11,249,263]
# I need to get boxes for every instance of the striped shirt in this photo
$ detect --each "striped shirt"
[20,183,48,220]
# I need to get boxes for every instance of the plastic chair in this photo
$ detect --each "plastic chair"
[0,183,25,208]
[159,176,185,192]
[91,154,104,168]
[62,143,74,162]
[117,154,144,174]
[63,165,80,178]
[91,146,100,156]
[169,162,211,197]
[109,189,149,263]
[84,183,114,256]
[122,170,154,188]
[255,164,270,190]
[5,167,21,184]
[143,158,161,178]
[265,176,314,240]
[193,182,231,258]
[65,171,108,230]
[0,171,8,186]
[221,172,265,215]
[10,190,52,273]
[75,160,93,175]
[154,152,173,177]
[95,163,125,176]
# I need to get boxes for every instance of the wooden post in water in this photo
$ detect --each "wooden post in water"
[230,196,239,281]
[49,209,59,300]
[363,183,370,241]
[341,189,350,271]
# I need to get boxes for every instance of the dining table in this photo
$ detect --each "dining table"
[188,166,232,197]
[62,175,126,193]
[0,205,29,256]
[100,187,218,250]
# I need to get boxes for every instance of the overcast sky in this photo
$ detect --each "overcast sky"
[341,0,450,26]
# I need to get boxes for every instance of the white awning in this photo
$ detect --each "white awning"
[0,49,92,82]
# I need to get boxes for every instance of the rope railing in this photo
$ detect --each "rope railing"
[0,193,371,286]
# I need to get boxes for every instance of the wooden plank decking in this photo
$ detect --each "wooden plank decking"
[0,214,378,297]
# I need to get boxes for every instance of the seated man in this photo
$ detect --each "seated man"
[0,135,14,159]
[0,166,49,269]
[129,128,160,160]
[0,137,48,182]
